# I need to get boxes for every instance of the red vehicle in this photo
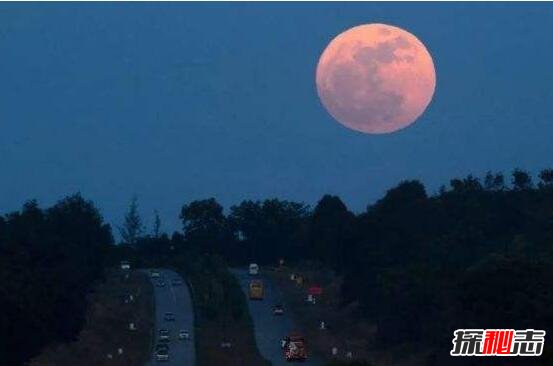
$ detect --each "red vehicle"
[283,333,307,362]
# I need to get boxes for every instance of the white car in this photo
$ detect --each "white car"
[249,263,259,275]
[159,329,170,341]
[155,348,169,362]
[273,304,284,316]
[178,329,190,340]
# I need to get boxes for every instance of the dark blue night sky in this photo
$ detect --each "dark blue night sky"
[1,3,553,233]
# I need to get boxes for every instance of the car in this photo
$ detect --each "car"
[155,348,169,362]
[151,270,160,278]
[178,329,190,340]
[283,333,307,361]
[273,304,284,316]
[159,329,170,341]
[249,263,259,275]
[155,343,169,352]
[171,278,182,286]
[156,280,166,287]
[164,312,176,321]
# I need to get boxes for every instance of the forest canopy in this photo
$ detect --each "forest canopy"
[0,194,113,366]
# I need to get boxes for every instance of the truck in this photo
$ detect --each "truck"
[249,279,264,300]
[283,333,307,362]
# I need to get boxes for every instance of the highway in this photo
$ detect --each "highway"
[145,269,195,366]
[232,268,322,366]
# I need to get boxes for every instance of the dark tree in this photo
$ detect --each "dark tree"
[484,171,505,191]
[228,199,309,264]
[153,210,162,238]
[0,194,113,366]
[180,198,229,252]
[512,169,533,190]
[120,196,143,246]
[539,168,553,188]
[449,175,482,194]
[309,195,354,269]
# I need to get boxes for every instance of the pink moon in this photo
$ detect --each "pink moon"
[316,24,436,134]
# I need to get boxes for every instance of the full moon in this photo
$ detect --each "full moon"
[316,24,436,134]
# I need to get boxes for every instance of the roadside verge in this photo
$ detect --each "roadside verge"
[29,269,154,366]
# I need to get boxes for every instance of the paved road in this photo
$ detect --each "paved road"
[146,269,195,366]
[232,268,322,366]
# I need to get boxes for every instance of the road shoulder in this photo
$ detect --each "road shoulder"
[29,269,154,366]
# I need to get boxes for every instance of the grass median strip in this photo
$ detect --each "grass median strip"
[173,255,271,366]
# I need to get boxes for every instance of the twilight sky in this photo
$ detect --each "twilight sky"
[1,3,553,234]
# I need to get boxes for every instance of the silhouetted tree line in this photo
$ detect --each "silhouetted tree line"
[161,168,553,365]
[340,171,553,365]
[5,167,553,365]
[0,195,113,366]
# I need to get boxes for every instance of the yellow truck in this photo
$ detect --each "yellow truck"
[249,279,264,300]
